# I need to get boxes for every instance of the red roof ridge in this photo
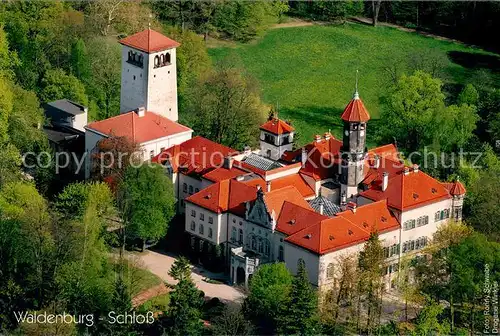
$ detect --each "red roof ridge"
[341,96,371,122]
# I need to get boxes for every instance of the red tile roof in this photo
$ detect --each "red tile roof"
[202,166,248,183]
[299,136,343,181]
[243,173,315,198]
[262,186,313,218]
[360,168,451,211]
[119,29,180,53]
[442,179,466,196]
[341,96,371,122]
[285,200,399,255]
[276,201,328,236]
[152,136,238,174]
[86,111,192,143]
[260,118,294,135]
[186,179,257,214]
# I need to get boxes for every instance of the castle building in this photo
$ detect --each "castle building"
[83,29,192,178]
[154,88,466,291]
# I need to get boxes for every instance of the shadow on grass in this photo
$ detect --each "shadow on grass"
[281,105,344,129]
[448,51,500,72]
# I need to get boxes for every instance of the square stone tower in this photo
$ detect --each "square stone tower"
[119,29,180,121]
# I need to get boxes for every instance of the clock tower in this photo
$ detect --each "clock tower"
[339,89,371,199]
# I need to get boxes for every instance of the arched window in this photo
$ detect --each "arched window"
[190,221,195,231]
[139,54,144,65]
[128,51,133,61]
[258,239,263,253]
[154,55,160,68]
[238,229,243,244]
[265,239,270,256]
[278,246,284,261]
[327,263,334,279]
[251,236,256,250]
[199,224,204,235]
[189,186,193,194]
[160,54,164,65]
[165,53,171,64]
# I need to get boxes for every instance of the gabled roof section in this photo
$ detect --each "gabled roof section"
[85,111,192,143]
[260,118,294,135]
[202,166,248,183]
[276,201,328,236]
[299,136,343,181]
[360,168,451,211]
[186,179,256,214]
[243,173,315,198]
[119,29,180,53]
[152,136,238,174]
[341,96,371,122]
[285,200,399,255]
[263,186,312,218]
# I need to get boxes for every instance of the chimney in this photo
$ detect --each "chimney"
[266,181,271,192]
[301,147,307,166]
[373,154,380,169]
[403,167,410,175]
[136,106,146,117]
[382,172,389,191]
[347,201,357,213]
[223,156,233,169]
[324,132,331,141]
[314,134,321,143]
[412,164,419,173]
[341,191,347,206]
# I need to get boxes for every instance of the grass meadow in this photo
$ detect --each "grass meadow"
[209,22,499,146]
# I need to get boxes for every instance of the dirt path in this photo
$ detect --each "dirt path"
[132,283,170,308]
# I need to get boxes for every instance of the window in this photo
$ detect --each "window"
[190,221,195,231]
[327,263,334,279]
[208,217,213,224]
[150,150,155,159]
[265,240,270,256]
[165,53,171,64]
[231,227,237,242]
[199,224,204,235]
[183,183,187,192]
[238,229,243,244]
[160,54,164,65]
[195,188,199,193]
[188,186,193,194]
[208,228,213,238]
[251,237,257,250]
[417,216,429,227]
[404,219,416,231]
[199,213,204,221]
[435,211,440,222]
[258,239,264,253]
[278,246,284,261]
[154,55,160,68]
[191,209,196,217]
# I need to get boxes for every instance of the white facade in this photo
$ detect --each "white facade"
[120,45,178,121]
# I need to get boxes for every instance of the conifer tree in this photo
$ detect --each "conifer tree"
[278,259,318,335]
[164,259,204,336]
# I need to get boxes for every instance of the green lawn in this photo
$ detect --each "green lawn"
[209,22,499,146]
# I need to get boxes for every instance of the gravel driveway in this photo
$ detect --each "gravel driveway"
[132,250,245,304]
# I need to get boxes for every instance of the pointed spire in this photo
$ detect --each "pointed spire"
[353,69,359,100]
